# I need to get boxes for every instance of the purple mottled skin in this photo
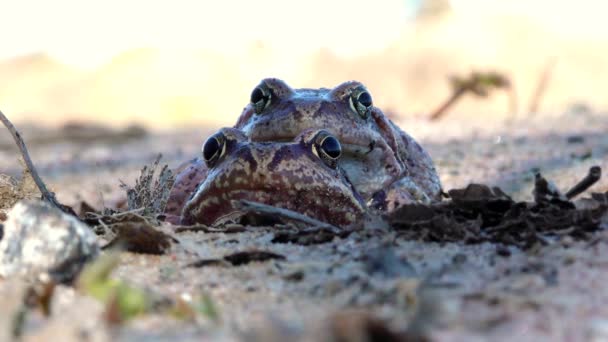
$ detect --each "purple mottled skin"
[164,78,442,224]
[180,128,367,227]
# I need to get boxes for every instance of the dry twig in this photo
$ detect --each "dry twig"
[528,58,557,114]
[565,166,601,199]
[234,200,343,234]
[429,71,512,121]
[0,109,70,214]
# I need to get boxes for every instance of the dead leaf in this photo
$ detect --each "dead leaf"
[104,221,175,255]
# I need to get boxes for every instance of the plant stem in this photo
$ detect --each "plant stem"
[0,109,65,211]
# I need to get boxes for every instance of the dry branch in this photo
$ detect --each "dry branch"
[234,200,343,234]
[0,109,70,214]
[528,58,557,114]
[429,71,512,121]
[565,166,601,199]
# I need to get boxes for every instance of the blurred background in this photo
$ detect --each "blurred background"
[1,0,607,130]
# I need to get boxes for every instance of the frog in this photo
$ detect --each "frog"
[179,128,367,227]
[164,78,442,223]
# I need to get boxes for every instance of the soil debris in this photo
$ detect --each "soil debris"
[389,168,607,249]
[224,250,286,265]
[187,250,286,268]
[271,227,352,245]
[174,224,248,234]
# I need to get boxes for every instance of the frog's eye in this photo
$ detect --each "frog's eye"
[250,85,272,114]
[202,132,226,167]
[351,88,373,119]
[314,134,342,168]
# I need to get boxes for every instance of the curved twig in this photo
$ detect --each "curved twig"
[234,200,343,234]
[565,166,602,199]
[0,109,66,212]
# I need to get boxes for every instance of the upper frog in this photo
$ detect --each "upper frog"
[235,79,442,207]
[165,78,442,222]
[180,128,366,227]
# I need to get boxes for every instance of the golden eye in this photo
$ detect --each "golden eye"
[314,132,342,168]
[351,88,373,119]
[202,132,225,167]
[250,85,272,114]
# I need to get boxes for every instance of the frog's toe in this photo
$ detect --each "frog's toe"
[369,179,432,212]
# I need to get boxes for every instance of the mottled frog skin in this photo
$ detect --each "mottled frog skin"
[165,79,442,223]
[180,128,367,227]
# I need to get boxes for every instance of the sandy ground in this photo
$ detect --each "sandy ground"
[1,110,608,341]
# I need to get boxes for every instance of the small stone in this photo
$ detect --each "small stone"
[0,200,99,283]
[363,247,417,279]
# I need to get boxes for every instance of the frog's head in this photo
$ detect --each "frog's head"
[180,127,366,227]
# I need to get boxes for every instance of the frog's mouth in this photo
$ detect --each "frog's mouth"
[181,187,363,228]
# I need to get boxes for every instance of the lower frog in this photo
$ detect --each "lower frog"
[178,128,367,227]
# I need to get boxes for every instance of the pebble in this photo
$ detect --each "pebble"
[0,200,99,283]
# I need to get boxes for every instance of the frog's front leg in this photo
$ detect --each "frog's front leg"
[369,177,437,212]
[164,157,208,224]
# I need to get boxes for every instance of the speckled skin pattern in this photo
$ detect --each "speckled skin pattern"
[180,128,367,227]
[164,78,442,224]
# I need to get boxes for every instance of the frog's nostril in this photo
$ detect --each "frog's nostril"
[366,140,376,154]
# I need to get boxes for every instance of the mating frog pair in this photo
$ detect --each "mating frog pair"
[165,79,442,226]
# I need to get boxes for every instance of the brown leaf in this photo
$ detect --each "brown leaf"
[104,221,174,255]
